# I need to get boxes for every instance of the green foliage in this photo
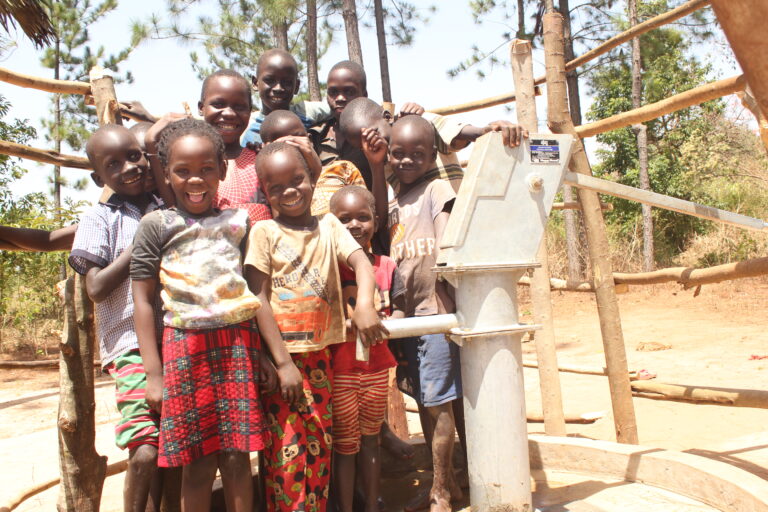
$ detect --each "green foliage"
[587,1,765,266]
[0,95,85,353]
[39,0,137,203]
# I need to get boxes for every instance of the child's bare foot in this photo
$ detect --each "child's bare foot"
[381,428,415,459]
[428,491,452,512]
[404,486,460,512]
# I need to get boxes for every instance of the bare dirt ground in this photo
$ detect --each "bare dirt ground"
[2,277,768,509]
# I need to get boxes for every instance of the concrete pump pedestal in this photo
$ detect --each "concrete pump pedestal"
[378,435,768,512]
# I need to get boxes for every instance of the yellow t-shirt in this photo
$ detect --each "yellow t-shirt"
[245,214,361,353]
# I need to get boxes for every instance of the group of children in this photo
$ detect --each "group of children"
[0,48,527,512]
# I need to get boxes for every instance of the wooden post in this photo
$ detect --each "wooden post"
[57,276,108,511]
[543,12,639,444]
[510,39,566,437]
[89,66,122,126]
[710,1,768,120]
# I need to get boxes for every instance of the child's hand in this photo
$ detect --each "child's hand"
[120,100,157,123]
[145,374,163,414]
[276,361,303,405]
[352,303,390,347]
[483,121,528,148]
[258,353,279,395]
[145,112,190,152]
[397,102,425,119]
[278,135,322,182]
[361,127,388,166]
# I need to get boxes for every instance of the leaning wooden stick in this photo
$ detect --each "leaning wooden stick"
[544,10,639,445]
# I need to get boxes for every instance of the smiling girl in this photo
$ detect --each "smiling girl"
[131,118,275,512]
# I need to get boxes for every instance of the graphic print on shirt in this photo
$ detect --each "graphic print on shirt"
[272,239,332,344]
[389,195,437,262]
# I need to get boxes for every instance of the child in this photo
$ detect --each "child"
[145,69,274,224]
[244,141,387,512]
[241,49,330,148]
[68,124,166,512]
[131,118,273,512]
[340,96,528,193]
[261,109,367,218]
[328,185,405,512]
[380,115,463,512]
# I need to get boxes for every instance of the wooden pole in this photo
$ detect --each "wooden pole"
[631,381,768,408]
[89,66,122,126]
[57,276,108,511]
[0,66,91,96]
[427,0,709,116]
[711,1,768,120]
[510,39,566,437]
[427,87,541,116]
[613,256,768,288]
[575,75,746,138]
[552,201,613,211]
[0,140,91,170]
[543,11,639,444]
[564,171,768,232]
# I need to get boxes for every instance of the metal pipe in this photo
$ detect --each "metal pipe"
[564,171,768,232]
[381,314,459,340]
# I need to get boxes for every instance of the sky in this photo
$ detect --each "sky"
[0,0,741,208]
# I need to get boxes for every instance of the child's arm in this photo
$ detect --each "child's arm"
[450,121,528,150]
[132,278,163,413]
[360,128,389,231]
[245,266,303,404]
[347,249,389,346]
[145,113,189,207]
[0,224,77,252]
[84,244,133,303]
[433,210,456,314]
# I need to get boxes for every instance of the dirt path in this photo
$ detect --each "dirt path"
[2,278,768,509]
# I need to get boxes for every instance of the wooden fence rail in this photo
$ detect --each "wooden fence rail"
[0,66,91,96]
[0,140,91,170]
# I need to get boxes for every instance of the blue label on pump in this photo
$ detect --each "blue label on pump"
[530,139,560,163]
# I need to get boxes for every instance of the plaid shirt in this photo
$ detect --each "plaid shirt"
[214,147,273,223]
[69,193,164,368]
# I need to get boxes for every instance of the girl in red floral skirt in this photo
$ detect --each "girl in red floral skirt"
[132,118,276,512]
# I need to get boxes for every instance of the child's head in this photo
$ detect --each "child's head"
[157,118,226,216]
[260,110,308,144]
[256,141,315,224]
[389,116,437,188]
[326,60,367,120]
[254,49,300,114]
[86,124,148,198]
[129,122,156,192]
[199,69,252,147]
[338,97,392,150]
[330,185,376,250]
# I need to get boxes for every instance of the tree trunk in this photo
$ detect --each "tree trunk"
[629,0,654,271]
[54,35,66,280]
[557,0,585,282]
[273,19,289,50]
[57,276,108,511]
[306,0,321,101]
[373,0,391,102]
[342,0,364,66]
[517,0,526,38]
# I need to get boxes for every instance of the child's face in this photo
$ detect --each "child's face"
[199,76,252,146]
[389,124,437,187]
[327,69,365,120]
[165,135,226,216]
[332,193,376,250]
[261,150,314,223]
[90,129,149,198]
[129,125,156,193]
[255,55,299,114]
